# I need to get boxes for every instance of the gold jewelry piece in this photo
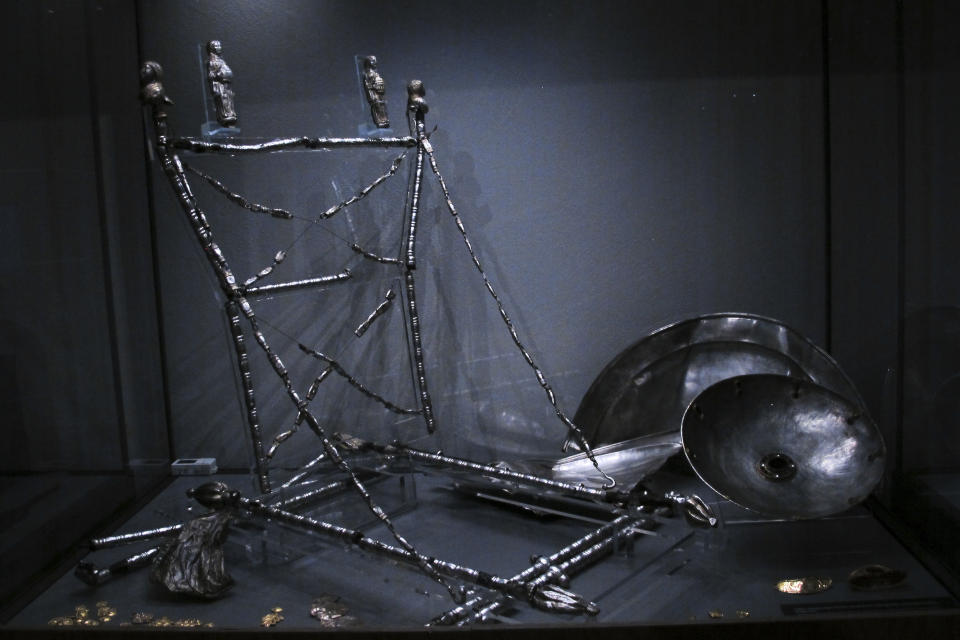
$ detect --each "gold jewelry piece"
[174,618,205,628]
[49,602,116,627]
[776,577,833,594]
[96,602,117,622]
[261,607,285,627]
[126,611,212,628]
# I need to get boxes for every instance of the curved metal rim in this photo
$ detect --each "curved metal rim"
[573,312,865,447]
[679,373,885,519]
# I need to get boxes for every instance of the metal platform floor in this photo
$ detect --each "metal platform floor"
[6,468,959,631]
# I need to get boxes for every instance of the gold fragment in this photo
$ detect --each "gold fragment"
[49,602,118,627]
[737,610,750,618]
[261,604,286,627]
[262,610,285,627]
[96,602,118,622]
[151,616,174,627]
[776,577,833,594]
[261,613,281,627]
[175,618,204,628]
[127,613,214,628]
[132,612,154,624]
[708,610,724,619]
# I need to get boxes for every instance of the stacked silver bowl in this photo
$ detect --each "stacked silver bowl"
[559,313,885,520]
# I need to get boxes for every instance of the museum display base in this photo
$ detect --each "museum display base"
[6,468,958,631]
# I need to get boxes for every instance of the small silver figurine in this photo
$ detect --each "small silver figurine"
[361,56,389,128]
[407,79,428,118]
[206,40,238,127]
[139,61,172,112]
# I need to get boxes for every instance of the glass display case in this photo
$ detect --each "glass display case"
[2,0,959,636]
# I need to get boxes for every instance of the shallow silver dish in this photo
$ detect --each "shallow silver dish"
[549,431,683,488]
[573,313,864,448]
[681,374,885,519]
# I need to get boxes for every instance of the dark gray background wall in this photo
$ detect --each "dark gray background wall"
[137,0,832,470]
[900,1,960,472]
[0,0,167,472]
[0,0,168,611]
[2,0,956,479]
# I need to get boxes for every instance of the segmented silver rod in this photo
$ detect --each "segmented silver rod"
[427,595,488,627]
[355,288,396,337]
[171,136,417,153]
[185,164,293,219]
[145,96,271,491]
[187,150,406,224]
[298,344,421,415]
[390,105,436,435]
[226,300,270,492]
[429,514,636,625]
[405,123,426,268]
[243,250,287,288]
[145,84,460,601]
[275,475,365,510]
[243,270,352,296]
[294,367,332,427]
[266,427,296,459]
[279,452,328,489]
[88,524,183,550]
[350,242,401,265]
[163,154,237,294]
[75,547,162,586]
[235,298,461,602]
[155,128,271,492]
[453,515,639,626]
[423,144,614,487]
[388,445,610,502]
[318,151,408,220]
[240,497,639,608]
[118,547,161,568]
[458,600,505,626]
[403,270,436,431]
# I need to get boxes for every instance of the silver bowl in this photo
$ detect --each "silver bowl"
[681,374,885,519]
